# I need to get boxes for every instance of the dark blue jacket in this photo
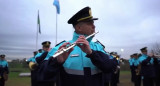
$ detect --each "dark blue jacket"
[37,50,116,86]
[140,57,156,78]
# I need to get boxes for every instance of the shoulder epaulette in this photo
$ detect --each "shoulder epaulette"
[95,39,105,48]
[55,40,66,47]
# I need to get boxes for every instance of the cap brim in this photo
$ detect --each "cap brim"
[92,18,98,20]
[81,18,98,22]
[87,18,98,21]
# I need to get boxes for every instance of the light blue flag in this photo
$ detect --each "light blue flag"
[53,0,60,14]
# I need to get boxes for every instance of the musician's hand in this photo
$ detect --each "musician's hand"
[47,48,52,52]
[76,35,92,55]
[148,53,154,58]
[56,42,73,63]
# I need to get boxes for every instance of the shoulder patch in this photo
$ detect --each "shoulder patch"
[55,40,66,47]
[95,39,105,48]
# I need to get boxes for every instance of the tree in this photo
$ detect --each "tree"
[151,42,160,55]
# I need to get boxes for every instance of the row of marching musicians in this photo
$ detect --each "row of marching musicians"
[103,52,124,86]
[26,6,119,86]
[27,41,122,86]
[129,47,160,86]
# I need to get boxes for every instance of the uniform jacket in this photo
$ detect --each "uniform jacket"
[38,32,116,86]
[138,54,156,78]
[36,51,48,64]
[27,57,36,63]
[0,60,9,74]
[0,60,9,80]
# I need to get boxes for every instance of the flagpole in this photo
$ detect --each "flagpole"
[36,10,39,50]
[53,0,60,45]
[55,12,58,45]
[36,23,38,50]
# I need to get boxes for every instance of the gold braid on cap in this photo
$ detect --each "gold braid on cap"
[77,16,92,22]
[46,42,49,46]
[77,9,92,22]
[89,9,92,16]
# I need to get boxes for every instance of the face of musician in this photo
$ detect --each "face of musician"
[142,50,147,55]
[43,46,50,52]
[0,56,5,60]
[75,20,95,35]
[33,51,38,56]
[135,55,138,59]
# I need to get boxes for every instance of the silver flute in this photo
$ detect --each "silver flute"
[154,55,160,58]
[53,31,99,58]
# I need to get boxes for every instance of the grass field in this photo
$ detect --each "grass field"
[6,72,30,86]
[5,68,31,86]
[118,71,134,86]
[5,70,135,86]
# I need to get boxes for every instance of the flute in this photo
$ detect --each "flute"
[53,31,99,58]
[154,55,160,58]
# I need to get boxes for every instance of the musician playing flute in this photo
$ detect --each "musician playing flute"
[37,6,116,86]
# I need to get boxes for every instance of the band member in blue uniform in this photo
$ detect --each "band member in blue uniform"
[35,41,51,64]
[35,41,54,86]
[109,52,119,86]
[0,54,9,86]
[37,6,116,86]
[129,54,135,83]
[27,51,38,65]
[155,57,160,86]
[103,52,115,86]
[27,51,38,86]
[138,47,156,86]
[133,53,141,86]
[152,53,160,86]
[115,53,120,84]
[27,41,51,86]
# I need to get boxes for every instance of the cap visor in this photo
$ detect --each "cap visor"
[92,18,98,20]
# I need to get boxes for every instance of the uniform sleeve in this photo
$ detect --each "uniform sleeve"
[86,50,116,73]
[4,66,9,74]
[36,51,48,64]
[37,41,67,81]
[27,58,31,62]
[113,58,119,73]
[153,58,158,65]
[141,57,151,66]
[4,62,9,74]
[37,57,63,82]
[129,59,134,66]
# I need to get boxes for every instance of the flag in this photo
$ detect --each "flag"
[53,0,60,14]
[37,10,41,34]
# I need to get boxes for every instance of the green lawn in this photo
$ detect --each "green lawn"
[118,71,134,86]
[5,60,134,86]
[6,73,30,86]
[5,70,134,86]
[6,68,31,86]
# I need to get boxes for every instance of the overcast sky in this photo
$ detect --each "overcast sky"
[0,0,160,60]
